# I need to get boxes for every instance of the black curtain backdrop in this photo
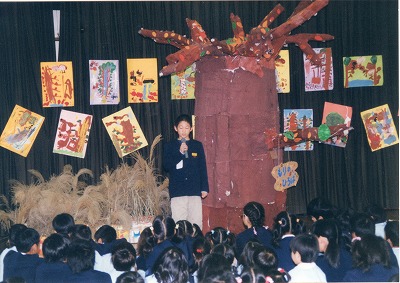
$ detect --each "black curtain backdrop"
[0,1,398,215]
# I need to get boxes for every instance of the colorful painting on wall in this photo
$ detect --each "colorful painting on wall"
[89,60,120,105]
[53,110,93,158]
[171,63,196,100]
[0,105,45,157]
[283,109,313,151]
[304,48,334,92]
[361,104,398,152]
[321,102,353,148]
[343,55,383,88]
[275,50,290,93]
[102,107,148,158]
[127,58,158,103]
[41,61,74,107]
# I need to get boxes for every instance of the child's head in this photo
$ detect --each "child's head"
[290,233,319,264]
[239,240,264,267]
[253,247,278,273]
[272,211,292,246]
[385,220,399,247]
[52,213,75,236]
[197,253,235,283]
[242,202,265,228]
[70,224,92,242]
[240,267,266,283]
[136,227,156,257]
[306,197,335,221]
[94,225,117,244]
[364,203,387,224]
[212,243,236,265]
[116,271,145,283]
[67,239,95,273]
[111,241,137,272]
[152,215,176,242]
[192,236,212,263]
[204,227,235,248]
[15,228,40,254]
[291,215,306,235]
[8,224,27,247]
[174,114,192,139]
[42,233,70,263]
[152,247,189,283]
[312,219,340,268]
[174,220,193,242]
[350,213,375,238]
[192,223,203,238]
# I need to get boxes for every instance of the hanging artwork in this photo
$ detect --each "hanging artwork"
[361,104,398,152]
[271,161,299,191]
[41,61,74,107]
[127,58,158,103]
[304,48,334,92]
[343,55,383,88]
[102,107,148,158]
[283,109,313,151]
[0,105,45,157]
[53,110,93,158]
[89,60,120,105]
[171,63,196,100]
[275,50,290,93]
[321,102,352,147]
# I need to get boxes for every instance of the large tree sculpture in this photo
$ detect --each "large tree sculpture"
[139,0,334,231]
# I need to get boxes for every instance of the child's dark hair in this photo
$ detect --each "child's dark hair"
[15,228,40,253]
[116,271,144,283]
[253,246,278,273]
[204,227,235,248]
[289,233,319,263]
[272,211,292,247]
[306,197,335,220]
[197,253,235,283]
[191,236,211,274]
[192,223,203,238]
[94,224,117,243]
[364,203,387,224]
[243,202,265,228]
[312,219,341,268]
[67,239,95,273]
[173,220,193,244]
[238,240,264,267]
[212,243,236,265]
[291,215,306,235]
[112,241,137,271]
[240,267,266,283]
[69,224,92,242]
[385,220,399,247]
[152,215,176,243]
[153,247,189,283]
[350,213,375,237]
[52,213,75,236]
[42,233,70,263]
[265,268,291,283]
[174,114,192,128]
[8,224,27,247]
[136,227,156,258]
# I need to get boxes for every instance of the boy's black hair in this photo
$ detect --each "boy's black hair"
[70,224,92,242]
[253,246,278,273]
[174,114,192,128]
[15,228,40,253]
[52,213,75,235]
[385,220,399,247]
[94,225,117,243]
[350,213,375,237]
[42,233,70,263]
[111,241,137,272]
[116,271,145,283]
[67,239,95,273]
[8,224,27,247]
[289,233,319,263]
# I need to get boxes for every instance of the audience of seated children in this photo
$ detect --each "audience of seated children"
[94,225,128,256]
[196,253,236,283]
[52,213,75,238]
[343,234,399,282]
[235,201,274,257]
[3,228,44,283]
[288,233,327,282]
[116,271,145,283]
[35,233,72,283]
[272,211,296,271]
[190,236,211,283]
[65,239,112,283]
[385,220,400,265]
[312,219,352,282]
[145,247,189,283]
[0,224,27,281]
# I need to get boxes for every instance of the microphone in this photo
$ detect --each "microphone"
[181,138,189,158]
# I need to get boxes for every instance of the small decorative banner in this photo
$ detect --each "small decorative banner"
[171,63,196,100]
[127,58,158,103]
[53,110,93,158]
[0,105,45,157]
[283,109,313,151]
[343,55,383,88]
[361,104,398,151]
[271,161,299,191]
[304,48,334,91]
[275,50,290,93]
[89,60,120,105]
[102,106,148,158]
[41,61,74,107]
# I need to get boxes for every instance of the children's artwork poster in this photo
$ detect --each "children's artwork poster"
[0,105,45,157]
[304,48,334,92]
[283,109,313,151]
[41,61,74,107]
[275,50,290,93]
[321,102,353,148]
[271,161,299,191]
[53,110,93,158]
[361,104,399,152]
[343,55,383,88]
[89,60,120,105]
[127,58,158,103]
[102,107,148,158]
[171,63,196,100]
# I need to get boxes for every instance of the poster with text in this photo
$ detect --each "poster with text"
[343,55,383,88]
[322,102,353,147]
[89,60,120,105]
[53,110,93,158]
[41,61,74,107]
[0,105,45,157]
[361,104,398,152]
[283,109,313,151]
[102,107,148,158]
[171,63,196,100]
[304,48,334,92]
[127,58,158,103]
[275,50,290,93]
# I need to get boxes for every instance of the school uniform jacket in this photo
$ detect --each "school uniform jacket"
[3,250,44,283]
